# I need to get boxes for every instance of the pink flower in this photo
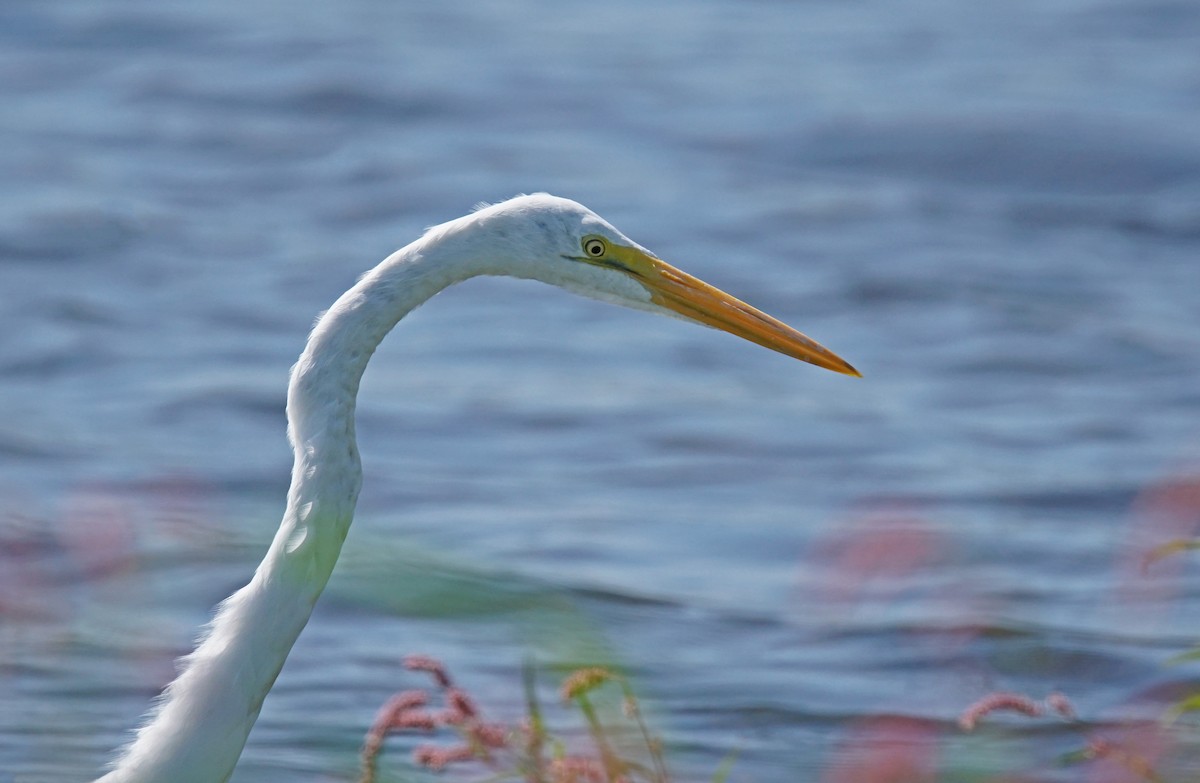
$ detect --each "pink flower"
[560,667,615,701]
[958,692,1043,732]
[821,717,939,783]
[548,755,607,783]
[1045,691,1077,721]
[472,722,510,749]
[446,687,479,720]
[412,743,477,771]
[404,654,453,688]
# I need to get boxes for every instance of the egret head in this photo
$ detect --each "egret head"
[466,194,859,376]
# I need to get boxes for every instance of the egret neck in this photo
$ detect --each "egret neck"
[94,194,857,783]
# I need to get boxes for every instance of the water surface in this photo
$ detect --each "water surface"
[3,0,1200,780]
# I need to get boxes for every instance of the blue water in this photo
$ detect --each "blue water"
[3,0,1200,780]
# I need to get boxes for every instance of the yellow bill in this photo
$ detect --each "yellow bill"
[604,242,860,377]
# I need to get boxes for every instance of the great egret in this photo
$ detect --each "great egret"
[94,194,858,783]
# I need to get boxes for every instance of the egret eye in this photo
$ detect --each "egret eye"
[583,238,606,258]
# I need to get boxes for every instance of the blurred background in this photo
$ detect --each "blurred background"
[2,0,1200,780]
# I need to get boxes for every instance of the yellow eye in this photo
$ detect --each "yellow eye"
[583,238,606,258]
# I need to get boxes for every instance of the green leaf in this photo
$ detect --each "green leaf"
[710,751,739,783]
[1163,647,1200,666]
[1164,692,1200,724]
[1142,538,1200,572]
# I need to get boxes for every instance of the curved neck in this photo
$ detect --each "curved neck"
[98,228,487,783]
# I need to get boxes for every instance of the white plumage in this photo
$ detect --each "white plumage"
[95,194,856,783]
